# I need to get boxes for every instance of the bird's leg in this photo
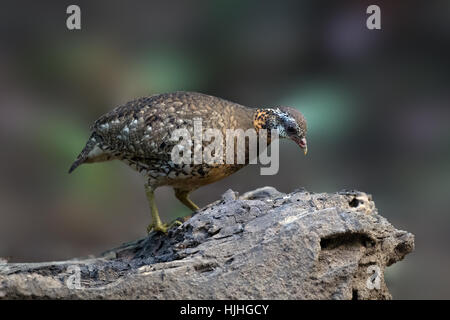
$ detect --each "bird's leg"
[145,184,179,234]
[174,188,199,219]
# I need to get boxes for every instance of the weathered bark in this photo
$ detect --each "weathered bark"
[0,187,414,299]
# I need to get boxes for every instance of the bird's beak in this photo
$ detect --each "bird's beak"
[292,136,308,155]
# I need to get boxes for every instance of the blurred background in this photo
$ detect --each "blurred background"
[0,0,449,299]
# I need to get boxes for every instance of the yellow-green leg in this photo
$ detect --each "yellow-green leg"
[174,188,199,212]
[145,184,181,234]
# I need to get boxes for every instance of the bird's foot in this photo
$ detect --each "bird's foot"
[147,222,169,234]
[147,220,183,234]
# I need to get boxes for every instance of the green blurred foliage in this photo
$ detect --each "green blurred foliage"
[282,82,356,139]
[134,48,207,93]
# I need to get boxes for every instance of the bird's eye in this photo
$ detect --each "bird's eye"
[287,126,296,134]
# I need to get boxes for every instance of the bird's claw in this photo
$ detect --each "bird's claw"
[146,223,168,234]
[147,220,183,234]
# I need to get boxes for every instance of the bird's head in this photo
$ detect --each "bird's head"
[253,106,308,154]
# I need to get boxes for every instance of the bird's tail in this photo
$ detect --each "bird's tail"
[68,133,100,174]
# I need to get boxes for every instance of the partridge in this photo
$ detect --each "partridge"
[69,92,307,233]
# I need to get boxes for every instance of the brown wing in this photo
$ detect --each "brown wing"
[91,92,253,161]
